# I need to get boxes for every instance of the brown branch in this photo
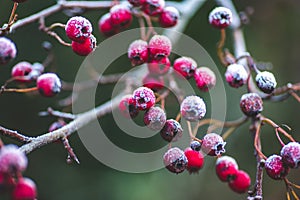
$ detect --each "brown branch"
[0,126,32,143]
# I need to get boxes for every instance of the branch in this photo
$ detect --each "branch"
[0,126,32,143]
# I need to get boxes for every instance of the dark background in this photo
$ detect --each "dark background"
[0,0,300,199]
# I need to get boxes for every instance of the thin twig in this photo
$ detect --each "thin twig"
[0,126,32,143]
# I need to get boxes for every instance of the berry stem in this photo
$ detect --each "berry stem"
[175,112,181,122]
[138,17,146,41]
[217,29,228,66]
[253,121,267,160]
[1,87,38,94]
[8,2,18,26]
[186,121,194,142]
[142,13,156,40]
[62,137,80,164]
[39,107,77,120]
[48,22,65,30]
[275,128,285,147]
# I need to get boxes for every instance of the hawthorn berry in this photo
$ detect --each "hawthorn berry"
[184,148,204,173]
[180,95,206,121]
[148,35,172,60]
[228,170,251,193]
[163,147,188,174]
[265,154,289,180]
[160,119,183,142]
[280,142,300,168]
[209,7,233,29]
[11,61,33,82]
[49,120,66,132]
[201,133,226,156]
[132,86,156,110]
[0,37,17,65]
[72,35,97,56]
[147,57,171,75]
[194,67,216,91]
[37,73,62,97]
[128,0,146,7]
[0,145,28,174]
[225,63,248,88]
[142,0,165,16]
[240,93,263,117]
[65,16,92,43]
[142,74,165,92]
[173,57,197,79]
[144,106,166,131]
[98,13,118,37]
[110,4,132,28]
[118,95,139,118]
[190,141,201,151]
[12,178,37,200]
[255,71,277,94]
[159,6,180,28]
[128,39,149,67]
[216,156,239,182]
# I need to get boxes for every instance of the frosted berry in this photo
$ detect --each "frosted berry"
[194,67,216,91]
[228,170,251,193]
[173,57,197,79]
[180,95,206,121]
[0,37,17,65]
[201,133,226,156]
[163,147,188,174]
[240,93,263,117]
[0,145,28,174]
[144,106,166,131]
[159,6,180,28]
[65,16,92,43]
[132,86,156,110]
[280,142,300,168]
[265,154,289,180]
[37,73,62,97]
[142,74,164,92]
[255,71,277,94]
[110,4,132,28]
[216,156,239,182]
[190,141,201,151]
[49,120,66,132]
[209,7,233,29]
[118,95,139,118]
[184,148,204,173]
[160,119,183,142]
[98,13,118,37]
[142,0,165,16]
[148,35,172,60]
[225,64,248,88]
[11,61,33,82]
[72,35,97,56]
[128,0,146,7]
[12,178,37,200]
[128,39,149,67]
[147,57,171,75]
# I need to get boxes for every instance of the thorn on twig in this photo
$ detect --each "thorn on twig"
[61,137,80,164]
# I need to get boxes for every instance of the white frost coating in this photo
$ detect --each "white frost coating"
[180,95,206,121]
[163,6,180,17]
[0,144,28,172]
[127,40,148,56]
[209,7,233,25]
[255,71,277,91]
[225,64,248,82]
[216,155,238,169]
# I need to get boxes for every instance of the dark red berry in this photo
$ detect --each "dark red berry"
[118,95,139,118]
[142,0,165,16]
[201,133,226,156]
[49,120,66,132]
[173,57,197,79]
[37,73,62,97]
[128,0,146,7]
[255,71,277,94]
[128,39,149,66]
[148,35,172,60]
[65,16,93,43]
[72,35,97,56]
[98,13,119,37]
[144,106,166,131]
[225,64,248,88]
[159,6,179,28]
[265,154,289,180]
[280,142,300,168]
[11,61,33,82]
[147,57,171,75]
[194,67,216,92]
[163,147,188,174]
[110,4,132,28]
[228,170,251,193]
[209,7,233,29]
[180,95,206,121]
[12,178,37,200]
[160,119,183,142]
[132,86,156,110]
[142,73,164,92]
[0,145,28,174]
[0,37,17,65]
[190,141,201,151]
[216,156,239,182]
[184,148,204,173]
[240,93,263,117]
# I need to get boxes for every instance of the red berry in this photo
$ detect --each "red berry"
[194,67,216,92]
[49,120,66,132]
[142,73,164,92]
[37,73,62,97]
[201,133,226,156]
[72,35,97,56]
[216,156,239,182]
[148,35,172,60]
[128,39,149,67]
[98,13,119,37]
[280,142,300,168]
[0,145,28,174]
[184,148,204,173]
[11,61,33,82]
[160,119,183,142]
[163,147,188,174]
[209,7,233,29]
[265,154,289,180]
[110,4,132,28]
[228,170,251,193]
[132,86,156,110]
[225,64,248,88]
[173,57,197,79]
[0,37,17,65]
[12,178,37,200]
[147,57,171,75]
[159,6,179,28]
[144,106,166,131]
[240,93,263,117]
[142,0,165,16]
[180,95,206,121]
[255,71,277,94]
[128,0,146,7]
[118,95,139,118]
[65,16,92,43]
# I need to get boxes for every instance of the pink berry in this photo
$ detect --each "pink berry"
[118,95,139,118]
[0,145,28,174]
[184,148,204,173]
[0,37,17,65]
[194,67,216,92]
[225,64,248,88]
[37,73,62,97]
[144,106,166,131]
[228,170,251,193]
[173,57,197,79]
[110,4,132,28]
[180,95,206,121]
[65,16,92,43]
[159,6,180,28]
[160,119,183,142]
[147,57,171,75]
[240,93,263,117]
[209,7,233,29]
[148,35,172,60]
[12,178,37,200]
[255,71,277,94]
[98,13,119,37]
[201,133,226,156]
[127,0,146,7]
[72,35,97,56]
[216,156,239,182]
[265,154,289,180]
[132,86,156,110]
[142,73,165,92]
[163,147,188,174]
[11,61,33,82]
[142,0,165,16]
[128,39,149,67]
[49,120,66,132]
[280,142,300,168]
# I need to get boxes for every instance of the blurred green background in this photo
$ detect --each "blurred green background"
[0,0,300,199]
